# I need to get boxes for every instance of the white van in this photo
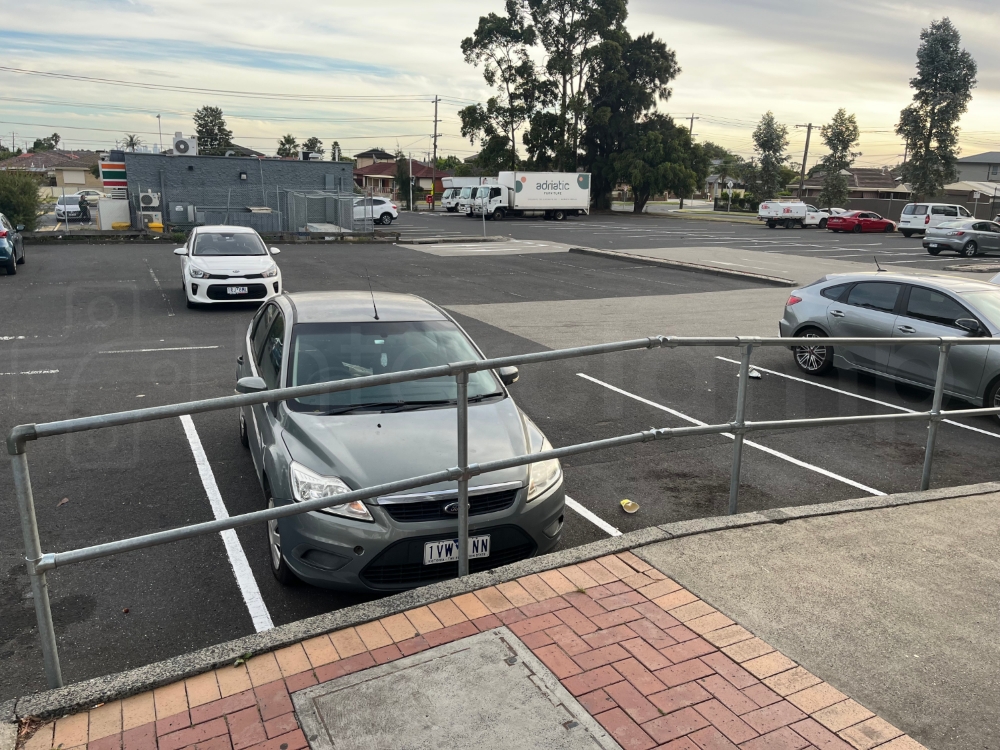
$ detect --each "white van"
[898,203,973,237]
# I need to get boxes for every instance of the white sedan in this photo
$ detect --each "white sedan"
[174,226,282,309]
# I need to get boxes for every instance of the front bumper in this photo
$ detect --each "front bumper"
[276,481,566,592]
[187,276,281,304]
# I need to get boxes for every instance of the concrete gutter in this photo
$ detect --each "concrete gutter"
[7,479,998,724]
[569,247,794,286]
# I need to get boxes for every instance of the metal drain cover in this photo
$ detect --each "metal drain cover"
[292,627,622,750]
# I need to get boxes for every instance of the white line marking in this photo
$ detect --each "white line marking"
[714,356,1000,440]
[99,345,221,354]
[577,373,885,496]
[179,415,273,632]
[0,369,58,376]
[146,262,175,317]
[565,494,621,536]
[0,335,27,341]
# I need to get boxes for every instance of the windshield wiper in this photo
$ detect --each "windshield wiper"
[325,401,406,415]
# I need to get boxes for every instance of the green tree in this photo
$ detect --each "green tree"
[816,109,861,208]
[302,137,324,156]
[276,134,299,158]
[395,157,413,208]
[0,171,42,230]
[617,115,704,213]
[435,155,462,171]
[330,140,343,161]
[192,106,234,155]
[895,18,977,199]
[123,133,143,152]
[751,112,789,200]
[31,133,60,152]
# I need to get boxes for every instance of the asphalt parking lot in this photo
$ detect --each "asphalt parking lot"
[4,224,1000,700]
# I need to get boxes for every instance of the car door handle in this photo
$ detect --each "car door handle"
[897,325,916,333]
[830,310,845,318]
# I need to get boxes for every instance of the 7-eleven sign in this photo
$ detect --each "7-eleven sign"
[99,161,127,197]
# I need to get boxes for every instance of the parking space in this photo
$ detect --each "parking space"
[3,232,1000,700]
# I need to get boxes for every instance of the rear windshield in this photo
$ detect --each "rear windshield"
[286,320,502,413]
[936,221,966,229]
[193,232,267,256]
[961,291,1000,327]
[902,204,928,215]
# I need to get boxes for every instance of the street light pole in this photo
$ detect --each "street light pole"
[156,114,162,153]
[795,123,813,200]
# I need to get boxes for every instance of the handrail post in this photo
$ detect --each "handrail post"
[10,448,63,688]
[920,343,951,491]
[728,343,754,515]
[456,371,470,576]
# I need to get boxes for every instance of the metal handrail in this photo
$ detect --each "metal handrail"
[8,334,994,688]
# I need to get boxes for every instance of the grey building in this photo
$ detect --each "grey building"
[956,151,1000,183]
[120,151,354,231]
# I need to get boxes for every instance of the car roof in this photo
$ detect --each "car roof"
[194,225,258,235]
[284,291,449,324]
[813,271,1000,294]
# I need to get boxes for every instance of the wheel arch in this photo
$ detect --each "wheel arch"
[793,321,833,337]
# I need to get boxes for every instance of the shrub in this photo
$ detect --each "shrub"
[0,171,42,230]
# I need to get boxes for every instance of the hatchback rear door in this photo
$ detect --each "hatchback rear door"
[826,281,903,371]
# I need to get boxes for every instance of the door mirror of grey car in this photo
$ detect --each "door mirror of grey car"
[15,225,24,232]
[173,247,188,255]
[498,366,519,385]
[955,318,984,336]
[236,376,268,394]
[270,247,281,254]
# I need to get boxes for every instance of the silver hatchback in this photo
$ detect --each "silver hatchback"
[923,220,1000,257]
[779,272,1000,411]
[236,291,565,591]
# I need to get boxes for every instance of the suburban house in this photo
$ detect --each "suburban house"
[0,149,103,191]
[788,168,908,200]
[353,161,451,197]
[353,148,395,168]
[705,173,744,199]
[955,152,1000,183]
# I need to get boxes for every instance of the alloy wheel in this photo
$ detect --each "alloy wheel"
[795,334,828,372]
[267,498,282,571]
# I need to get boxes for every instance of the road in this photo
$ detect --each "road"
[3,218,1000,699]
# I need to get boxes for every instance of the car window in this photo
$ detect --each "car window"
[901,205,916,215]
[972,222,992,232]
[959,206,972,217]
[490,187,501,198]
[821,283,850,301]
[806,205,817,211]
[913,205,928,215]
[942,206,958,216]
[989,223,1000,233]
[251,304,278,366]
[905,287,972,328]
[871,214,883,220]
[846,282,901,312]
[193,232,267,256]
[258,311,286,389]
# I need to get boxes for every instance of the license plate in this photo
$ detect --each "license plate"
[423,535,490,565]
[227,286,249,295]
[928,243,938,248]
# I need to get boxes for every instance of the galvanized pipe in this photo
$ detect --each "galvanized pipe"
[11,451,63,688]
[728,344,753,515]
[456,372,470,576]
[920,344,952,491]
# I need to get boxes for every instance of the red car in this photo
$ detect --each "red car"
[826,211,896,233]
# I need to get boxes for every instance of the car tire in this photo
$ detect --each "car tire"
[492,208,504,221]
[554,210,566,221]
[961,241,979,257]
[379,213,393,226]
[5,257,16,275]
[883,224,894,233]
[792,328,834,375]
[784,219,794,229]
[818,218,827,229]
[266,493,297,586]
[852,224,863,233]
[926,246,941,256]
[767,220,776,229]
[985,378,1000,422]
[901,230,913,238]
[239,411,250,449]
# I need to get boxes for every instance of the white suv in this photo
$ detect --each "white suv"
[353,197,398,225]
[898,203,973,237]
[174,226,282,309]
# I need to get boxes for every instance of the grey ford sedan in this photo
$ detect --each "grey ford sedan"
[923,219,1000,257]
[779,272,1000,411]
[236,291,565,591]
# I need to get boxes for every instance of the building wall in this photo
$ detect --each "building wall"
[957,161,1000,183]
[54,168,103,189]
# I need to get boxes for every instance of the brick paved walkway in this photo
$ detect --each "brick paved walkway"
[19,553,925,750]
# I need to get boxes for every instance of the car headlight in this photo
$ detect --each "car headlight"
[188,265,209,279]
[261,264,279,278]
[289,461,373,521]
[527,438,562,502]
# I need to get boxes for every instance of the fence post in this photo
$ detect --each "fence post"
[10,444,63,688]
[455,371,470,576]
[920,343,951,491]
[728,343,754,515]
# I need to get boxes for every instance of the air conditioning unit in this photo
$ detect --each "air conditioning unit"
[172,132,198,156]
[138,191,161,210]
[141,212,162,228]
[300,151,320,161]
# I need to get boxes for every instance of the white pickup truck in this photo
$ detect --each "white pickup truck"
[757,201,830,229]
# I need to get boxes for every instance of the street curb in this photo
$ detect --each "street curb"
[568,247,794,287]
[404,235,508,245]
[9,481,999,723]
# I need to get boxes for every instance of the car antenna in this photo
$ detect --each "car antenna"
[365,267,379,320]
[874,256,885,272]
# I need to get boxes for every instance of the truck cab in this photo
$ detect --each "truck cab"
[470,186,506,219]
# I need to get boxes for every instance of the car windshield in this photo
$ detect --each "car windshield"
[193,232,267,256]
[460,187,472,199]
[960,291,1000,327]
[56,197,80,205]
[286,320,502,413]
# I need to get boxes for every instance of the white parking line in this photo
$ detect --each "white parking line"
[146,263,175,318]
[565,495,622,536]
[0,369,58,376]
[99,345,221,354]
[179,415,273,632]
[578,373,885,496]
[715,356,1000,439]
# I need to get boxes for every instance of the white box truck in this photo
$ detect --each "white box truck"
[471,171,591,220]
[442,176,496,212]
[757,201,830,229]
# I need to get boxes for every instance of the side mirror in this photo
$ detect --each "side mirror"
[955,318,984,336]
[15,225,24,232]
[498,366,519,386]
[173,247,188,255]
[269,247,281,254]
[236,376,267,394]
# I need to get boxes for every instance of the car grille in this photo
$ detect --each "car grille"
[360,525,536,590]
[206,283,267,300]
[207,273,264,279]
[382,488,519,523]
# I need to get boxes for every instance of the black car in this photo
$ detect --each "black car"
[0,212,25,274]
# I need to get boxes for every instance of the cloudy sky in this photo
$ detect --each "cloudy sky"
[1,0,997,169]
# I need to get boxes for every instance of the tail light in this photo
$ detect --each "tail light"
[786,295,802,306]
[0,230,7,238]
[947,231,965,236]
[925,214,931,224]
[391,204,397,210]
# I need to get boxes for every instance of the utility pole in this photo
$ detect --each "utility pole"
[431,95,440,212]
[795,123,813,200]
[409,153,413,212]
[156,115,163,153]
[679,114,699,210]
